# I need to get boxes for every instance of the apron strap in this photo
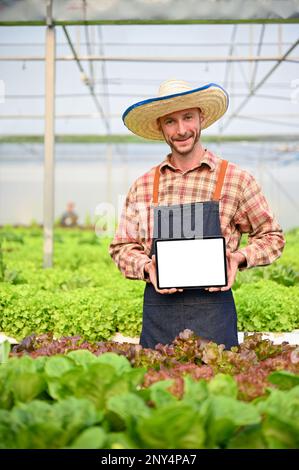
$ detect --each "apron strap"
[212,159,228,201]
[153,159,228,205]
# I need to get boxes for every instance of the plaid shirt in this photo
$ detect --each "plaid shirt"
[109,149,285,280]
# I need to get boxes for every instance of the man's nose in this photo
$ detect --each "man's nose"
[176,120,187,135]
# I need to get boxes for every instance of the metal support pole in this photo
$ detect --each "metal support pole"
[43,1,56,268]
[106,143,113,205]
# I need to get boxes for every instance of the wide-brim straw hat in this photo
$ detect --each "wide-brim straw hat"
[122,79,229,141]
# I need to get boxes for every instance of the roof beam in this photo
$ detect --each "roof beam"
[221,37,299,131]
[0,54,298,62]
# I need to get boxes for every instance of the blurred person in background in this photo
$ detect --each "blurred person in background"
[60,201,78,228]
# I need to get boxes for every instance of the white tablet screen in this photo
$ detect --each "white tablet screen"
[155,237,227,289]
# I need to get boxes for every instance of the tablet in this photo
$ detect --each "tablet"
[155,237,227,289]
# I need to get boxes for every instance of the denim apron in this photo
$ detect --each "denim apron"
[140,159,239,350]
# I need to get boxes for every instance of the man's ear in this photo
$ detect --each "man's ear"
[197,108,204,123]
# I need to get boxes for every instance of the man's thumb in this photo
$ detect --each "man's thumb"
[152,254,156,265]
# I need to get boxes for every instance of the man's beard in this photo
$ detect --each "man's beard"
[168,130,200,156]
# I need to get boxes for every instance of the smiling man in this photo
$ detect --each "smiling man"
[160,107,201,156]
[109,79,285,350]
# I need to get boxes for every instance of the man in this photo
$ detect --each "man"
[109,79,285,350]
[60,201,78,228]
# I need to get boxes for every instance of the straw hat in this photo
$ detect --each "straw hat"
[122,79,229,141]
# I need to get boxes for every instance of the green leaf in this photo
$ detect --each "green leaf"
[0,356,47,406]
[10,400,64,448]
[9,398,100,449]
[8,355,38,374]
[68,426,106,449]
[0,409,16,449]
[206,396,261,448]
[11,372,46,403]
[106,431,139,449]
[257,386,299,428]
[121,367,146,389]
[95,353,132,374]
[227,424,267,449]
[44,355,76,378]
[183,377,209,406]
[66,350,97,367]
[256,386,299,447]
[208,374,238,398]
[0,340,11,364]
[107,392,150,428]
[48,363,119,408]
[261,415,299,449]
[268,371,299,391]
[137,403,206,449]
[148,380,178,408]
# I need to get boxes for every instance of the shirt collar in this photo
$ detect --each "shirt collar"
[159,148,217,173]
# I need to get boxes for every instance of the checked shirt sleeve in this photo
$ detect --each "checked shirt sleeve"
[234,172,285,269]
[109,183,151,281]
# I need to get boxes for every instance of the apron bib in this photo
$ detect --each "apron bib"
[140,159,239,350]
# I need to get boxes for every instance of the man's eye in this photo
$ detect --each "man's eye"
[185,115,192,120]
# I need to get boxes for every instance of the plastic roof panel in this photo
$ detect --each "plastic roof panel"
[0,0,298,24]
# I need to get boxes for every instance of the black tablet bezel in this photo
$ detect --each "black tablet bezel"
[154,236,228,290]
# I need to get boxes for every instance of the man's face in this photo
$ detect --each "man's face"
[158,107,203,156]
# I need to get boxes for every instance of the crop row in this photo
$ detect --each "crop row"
[1,330,299,449]
[0,227,298,342]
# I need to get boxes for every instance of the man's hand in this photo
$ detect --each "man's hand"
[206,249,246,293]
[144,255,183,295]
